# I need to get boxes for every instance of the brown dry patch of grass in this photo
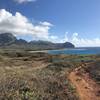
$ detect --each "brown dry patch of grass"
[0,51,79,100]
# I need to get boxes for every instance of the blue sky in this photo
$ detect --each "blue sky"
[0,0,100,47]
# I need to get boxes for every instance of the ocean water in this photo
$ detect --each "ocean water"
[48,47,100,55]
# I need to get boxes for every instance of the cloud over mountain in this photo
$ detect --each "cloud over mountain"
[0,9,100,47]
[0,9,52,40]
[63,32,100,47]
[71,33,100,47]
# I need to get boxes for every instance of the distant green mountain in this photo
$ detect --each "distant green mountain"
[0,33,75,50]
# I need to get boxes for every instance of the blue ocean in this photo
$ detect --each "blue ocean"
[48,47,100,55]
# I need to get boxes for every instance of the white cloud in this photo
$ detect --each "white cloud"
[63,32,68,42]
[14,0,37,4]
[56,32,100,47]
[39,22,53,27]
[0,9,52,40]
[48,35,58,43]
[57,32,69,43]
[0,9,100,47]
[50,36,58,40]
[65,32,100,47]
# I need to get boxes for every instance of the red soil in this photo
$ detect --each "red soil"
[68,67,100,100]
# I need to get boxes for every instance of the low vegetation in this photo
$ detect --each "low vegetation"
[0,49,99,100]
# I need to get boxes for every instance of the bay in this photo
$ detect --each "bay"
[48,47,100,55]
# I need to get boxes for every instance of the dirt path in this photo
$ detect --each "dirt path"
[68,68,100,100]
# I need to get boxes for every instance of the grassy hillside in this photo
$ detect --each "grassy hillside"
[0,50,99,99]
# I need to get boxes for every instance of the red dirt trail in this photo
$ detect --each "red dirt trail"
[68,67,100,100]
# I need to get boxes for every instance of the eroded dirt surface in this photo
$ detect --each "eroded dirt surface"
[69,66,100,100]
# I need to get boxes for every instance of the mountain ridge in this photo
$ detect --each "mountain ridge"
[0,33,75,50]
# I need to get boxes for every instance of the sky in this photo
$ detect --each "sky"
[0,0,100,47]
